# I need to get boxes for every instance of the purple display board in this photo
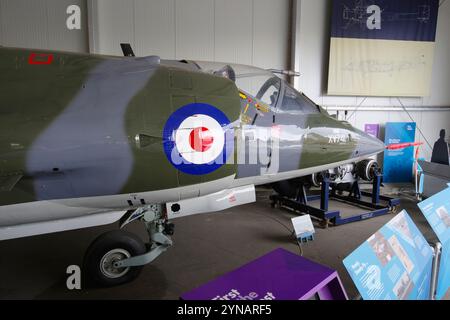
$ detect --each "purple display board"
[182,248,348,300]
[365,124,380,139]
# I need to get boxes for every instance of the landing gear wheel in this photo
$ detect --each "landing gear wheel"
[83,230,146,288]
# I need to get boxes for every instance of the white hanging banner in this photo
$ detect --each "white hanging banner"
[328,0,440,97]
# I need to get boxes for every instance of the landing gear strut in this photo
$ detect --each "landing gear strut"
[83,204,173,287]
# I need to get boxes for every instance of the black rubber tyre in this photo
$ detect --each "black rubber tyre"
[83,230,146,288]
[272,180,297,198]
[272,179,301,199]
[356,159,378,181]
[272,176,316,199]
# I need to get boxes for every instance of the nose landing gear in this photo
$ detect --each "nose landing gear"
[83,204,173,287]
[83,230,146,287]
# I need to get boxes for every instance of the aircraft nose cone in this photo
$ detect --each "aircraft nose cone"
[356,132,385,157]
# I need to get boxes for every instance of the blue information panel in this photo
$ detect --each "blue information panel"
[418,187,450,299]
[383,122,416,183]
[343,211,433,300]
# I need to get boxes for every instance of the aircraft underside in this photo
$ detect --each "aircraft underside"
[0,151,380,241]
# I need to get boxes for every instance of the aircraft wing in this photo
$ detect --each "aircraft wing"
[0,209,126,241]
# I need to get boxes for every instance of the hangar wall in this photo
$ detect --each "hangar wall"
[0,0,88,52]
[293,0,450,160]
[88,0,291,70]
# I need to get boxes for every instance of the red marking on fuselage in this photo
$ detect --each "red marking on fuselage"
[189,127,214,152]
[28,53,54,65]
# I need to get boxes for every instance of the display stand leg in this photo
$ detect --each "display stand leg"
[430,242,442,300]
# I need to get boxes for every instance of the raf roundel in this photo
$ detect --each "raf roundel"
[163,103,234,175]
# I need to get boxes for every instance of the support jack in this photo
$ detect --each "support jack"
[270,172,401,228]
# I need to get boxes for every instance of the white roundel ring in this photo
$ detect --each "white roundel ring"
[163,103,234,175]
[175,114,225,165]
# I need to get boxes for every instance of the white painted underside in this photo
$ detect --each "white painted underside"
[0,152,380,241]
[0,175,236,227]
[232,152,381,188]
[0,211,125,241]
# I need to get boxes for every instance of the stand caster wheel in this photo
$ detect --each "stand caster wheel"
[390,206,399,214]
[83,230,146,288]
[320,219,331,229]
[271,201,280,209]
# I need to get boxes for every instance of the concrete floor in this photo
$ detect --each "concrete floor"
[0,185,444,300]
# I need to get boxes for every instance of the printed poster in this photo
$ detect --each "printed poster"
[343,210,433,300]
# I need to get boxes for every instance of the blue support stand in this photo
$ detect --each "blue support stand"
[270,172,401,228]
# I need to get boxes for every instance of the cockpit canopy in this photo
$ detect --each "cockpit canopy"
[195,61,321,115]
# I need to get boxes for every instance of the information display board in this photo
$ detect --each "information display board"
[343,210,433,300]
[418,186,450,300]
[383,122,416,183]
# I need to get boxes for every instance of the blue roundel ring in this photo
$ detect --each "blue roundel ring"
[163,103,234,175]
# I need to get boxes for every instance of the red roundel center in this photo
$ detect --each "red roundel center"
[189,127,214,152]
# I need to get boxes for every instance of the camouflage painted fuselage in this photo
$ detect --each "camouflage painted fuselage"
[0,47,384,229]
[0,47,241,206]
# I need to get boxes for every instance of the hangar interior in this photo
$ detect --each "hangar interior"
[0,0,449,300]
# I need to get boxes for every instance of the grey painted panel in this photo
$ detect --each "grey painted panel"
[0,0,48,49]
[90,0,290,69]
[134,0,175,58]
[95,0,134,56]
[253,0,290,70]
[27,59,157,200]
[214,0,253,65]
[0,0,88,52]
[175,0,214,61]
[0,0,3,45]
[424,2,450,107]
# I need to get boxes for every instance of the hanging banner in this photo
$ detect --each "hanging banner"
[328,0,439,97]
[418,187,450,300]
[343,210,434,300]
[383,122,416,183]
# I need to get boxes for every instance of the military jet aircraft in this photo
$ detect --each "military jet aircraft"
[0,46,384,286]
